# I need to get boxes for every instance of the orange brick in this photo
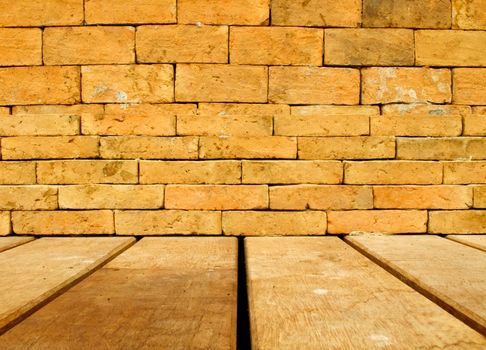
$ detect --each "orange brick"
[474,186,486,208]
[452,0,486,29]
[198,103,290,116]
[429,210,486,234]
[0,0,83,26]
[464,115,486,136]
[0,186,57,210]
[104,103,196,117]
[397,137,486,160]
[82,113,175,136]
[370,115,462,136]
[443,162,486,184]
[177,115,272,136]
[0,162,36,185]
[291,105,379,116]
[0,211,9,236]
[474,107,486,114]
[382,104,472,116]
[44,26,135,65]
[0,108,8,114]
[0,115,79,136]
[275,115,369,136]
[453,68,486,105]
[0,28,42,66]
[269,67,360,105]
[13,104,104,115]
[230,27,323,65]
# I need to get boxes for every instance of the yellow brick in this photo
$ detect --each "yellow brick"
[370,116,462,136]
[0,186,57,210]
[199,136,296,159]
[104,103,196,116]
[12,210,114,235]
[222,211,327,235]
[397,137,486,160]
[82,113,175,136]
[177,115,272,136]
[272,0,361,27]
[230,27,323,65]
[473,107,486,114]
[242,160,342,184]
[44,26,135,65]
[453,68,486,105]
[464,115,486,136]
[100,136,198,159]
[137,25,227,63]
[345,161,443,185]
[13,104,104,115]
[115,210,221,235]
[270,185,372,210]
[416,30,486,66]
[0,0,83,26]
[474,186,486,208]
[298,137,395,160]
[85,0,176,24]
[325,29,414,66]
[59,185,165,209]
[81,65,173,103]
[382,104,472,116]
[0,162,36,185]
[37,160,138,184]
[198,103,290,116]
[176,64,267,103]
[275,115,369,136]
[165,185,268,210]
[140,160,241,184]
[0,108,8,114]
[291,105,379,116]
[429,210,486,234]
[374,186,473,209]
[0,211,9,236]
[362,67,451,104]
[0,28,42,66]
[269,67,360,105]
[0,115,79,136]
[453,0,486,29]
[2,136,99,160]
[0,66,80,105]
[444,162,486,184]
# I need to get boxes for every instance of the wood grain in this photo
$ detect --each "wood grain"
[246,237,485,349]
[447,235,486,252]
[0,236,34,253]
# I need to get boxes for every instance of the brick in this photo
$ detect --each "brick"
[198,103,290,116]
[12,210,114,235]
[345,161,443,185]
[0,108,8,114]
[176,64,267,103]
[270,185,372,210]
[81,65,173,103]
[0,28,42,66]
[85,0,176,24]
[199,136,296,159]
[178,0,269,25]
[13,104,104,115]
[0,0,83,26]
[137,25,227,63]
[473,107,486,114]
[271,0,361,27]
[444,162,486,184]
[464,115,486,136]
[177,115,272,136]
[0,186,57,210]
[453,0,486,29]
[0,211,8,236]
[397,137,486,160]
[416,30,486,66]
[275,115,369,136]
[115,210,221,235]
[298,137,395,160]
[44,27,135,65]
[100,136,198,159]
[0,162,36,184]
[59,185,164,209]
[104,103,196,117]
[269,67,360,105]
[453,68,486,105]
[370,116,462,136]
[140,160,241,184]
[222,211,327,235]
[325,29,414,66]
[242,160,342,184]
[362,68,451,104]
[82,113,175,136]
[165,185,268,210]
[474,187,486,208]
[429,210,486,234]
[382,104,472,116]
[374,186,473,209]
[0,115,79,136]
[291,105,379,116]
[37,160,138,184]
[2,136,99,160]
[230,27,323,65]
[363,0,451,28]
[0,66,80,105]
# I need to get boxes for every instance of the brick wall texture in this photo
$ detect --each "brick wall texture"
[0,0,485,236]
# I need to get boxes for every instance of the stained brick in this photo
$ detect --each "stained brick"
[429,210,486,234]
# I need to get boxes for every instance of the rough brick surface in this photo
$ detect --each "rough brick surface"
[13,104,104,115]
[177,115,272,136]
[452,0,486,29]
[453,69,486,105]
[397,138,486,160]
[370,116,462,136]
[429,211,486,234]
[0,211,9,236]
[82,113,175,136]
[291,105,379,116]
[0,28,42,66]
[275,115,369,136]
[382,104,472,116]
[443,162,486,184]
[198,103,290,116]
[464,115,486,136]
[474,186,486,208]
[0,115,79,136]
[0,162,36,185]
[0,186,57,210]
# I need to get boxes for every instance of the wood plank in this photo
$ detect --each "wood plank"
[0,236,34,253]
[0,237,238,350]
[246,237,485,349]
[0,237,134,332]
[447,235,486,252]
[346,235,486,335]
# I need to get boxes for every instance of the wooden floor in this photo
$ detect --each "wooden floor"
[0,235,485,349]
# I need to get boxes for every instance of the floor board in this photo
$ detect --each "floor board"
[447,235,486,252]
[0,236,34,253]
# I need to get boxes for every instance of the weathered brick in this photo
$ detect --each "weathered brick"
[453,0,486,29]
[270,185,372,210]
[453,68,486,105]
[374,186,473,209]
[328,210,427,234]
[222,211,327,235]
[370,116,462,136]
[345,161,443,185]
[199,136,296,159]
[176,64,267,103]
[444,162,486,184]
[44,27,135,65]
[81,65,173,103]
[0,0,83,26]
[0,186,57,210]
[464,115,486,136]
[0,162,36,185]
[474,186,486,208]
[416,30,486,66]
[269,67,360,105]
[140,160,241,184]
[362,68,451,104]
[271,0,361,27]
[382,104,472,116]
[291,105,379,116]
[0,108,8,114]
[100,136,198,159]
[37,160,138,184]
[13,104,104,115]
[298,137,395,160]
[230,27,323,65]
[115,210,221,235]
[0,211,9,236]
[0,115,79,136]
[473,107,486,114]
[12,210,114,235]
[2,136,99,160]
[198,103,290,116]
[0,28,42,66]
[397,137,486,160]
[165,185,268,210]
[275,115,369,136]
[325,29,414,66]
[104,103,196,117]
[137,25,227,63]
[429,210,486,234]
[85,0,176,24]
[0,66,80,105]
[82,113,175,136]
[242,160,342,184]
[177,115,272,136]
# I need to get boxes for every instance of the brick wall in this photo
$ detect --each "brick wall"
[0,0,485,236]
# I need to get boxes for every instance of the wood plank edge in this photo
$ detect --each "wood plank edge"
[0,237,35,253]
[446,235,486,253]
